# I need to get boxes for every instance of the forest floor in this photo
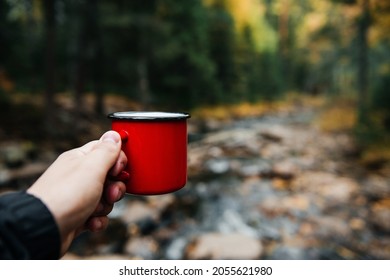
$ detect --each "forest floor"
[0,93,389,259]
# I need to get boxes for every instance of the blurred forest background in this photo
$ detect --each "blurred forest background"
[1,0,390,259]
[0,0,389,133]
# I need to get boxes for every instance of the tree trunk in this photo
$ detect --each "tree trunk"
[73,1,89,115]
[43,0,56,132]
[90,0,105,115]
[357,0,370,126]
[278,0,290,91]
[137,55,151,109]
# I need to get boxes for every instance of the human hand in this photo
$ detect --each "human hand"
[27,131,128,256]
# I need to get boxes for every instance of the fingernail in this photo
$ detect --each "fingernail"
[101,131,120,144]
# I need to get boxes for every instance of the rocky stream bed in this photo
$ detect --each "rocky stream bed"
[1,105,389,259]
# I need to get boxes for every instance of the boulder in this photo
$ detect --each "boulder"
[186,233,262,260]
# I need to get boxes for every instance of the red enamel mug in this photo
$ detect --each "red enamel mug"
[108,111,190,195]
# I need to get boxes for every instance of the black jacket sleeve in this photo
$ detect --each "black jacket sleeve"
[0,191,61,259]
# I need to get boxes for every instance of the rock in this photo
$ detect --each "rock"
[207,146,224,157]
[68,219,128,256]
[205,158,230,174]
[187,145,209,176]
[310,216,351,239]
[299,222,316,236]
[258,223,282,241]
[261,143,290,160]
[120,200,159,225]
[2,144,26,168]
[370,199,390,232]
[235,158,272,177]
[362,176,390,199]
[271,159,301,179]
[260,131,283,142]
[186,233,263,260]
[119,198,172,235]
[203,128,258,147]
[217,209,258,238]
[201,118,226,132]
[268,246,306,260]
[147,194,175,212]
[0,162,49,186]
[292,172,334,191]
[0,169,10,185]
[0,141,39,168]
[259,125,290,143]
[166,237,188,260]
[260,194,311,217]
[292,172,358,207]
[349,218,366,231]
[365,237,390,259]
[272,178,291,190]
[124,237,159,259]
[320,177,358,205]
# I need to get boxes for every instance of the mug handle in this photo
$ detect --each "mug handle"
[111,130,130,182]
[118,130,129,143]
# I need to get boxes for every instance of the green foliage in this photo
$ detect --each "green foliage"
[372,73,390,132]
[0,0,389,124]
[150,0,220,109]
[207,0,236,103]
[371,40,390,117]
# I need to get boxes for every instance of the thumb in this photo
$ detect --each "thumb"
[86,131,122,173]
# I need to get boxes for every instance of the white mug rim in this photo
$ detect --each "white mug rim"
[108,111,190,121]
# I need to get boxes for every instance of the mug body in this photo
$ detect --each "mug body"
[108,112,190,195]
